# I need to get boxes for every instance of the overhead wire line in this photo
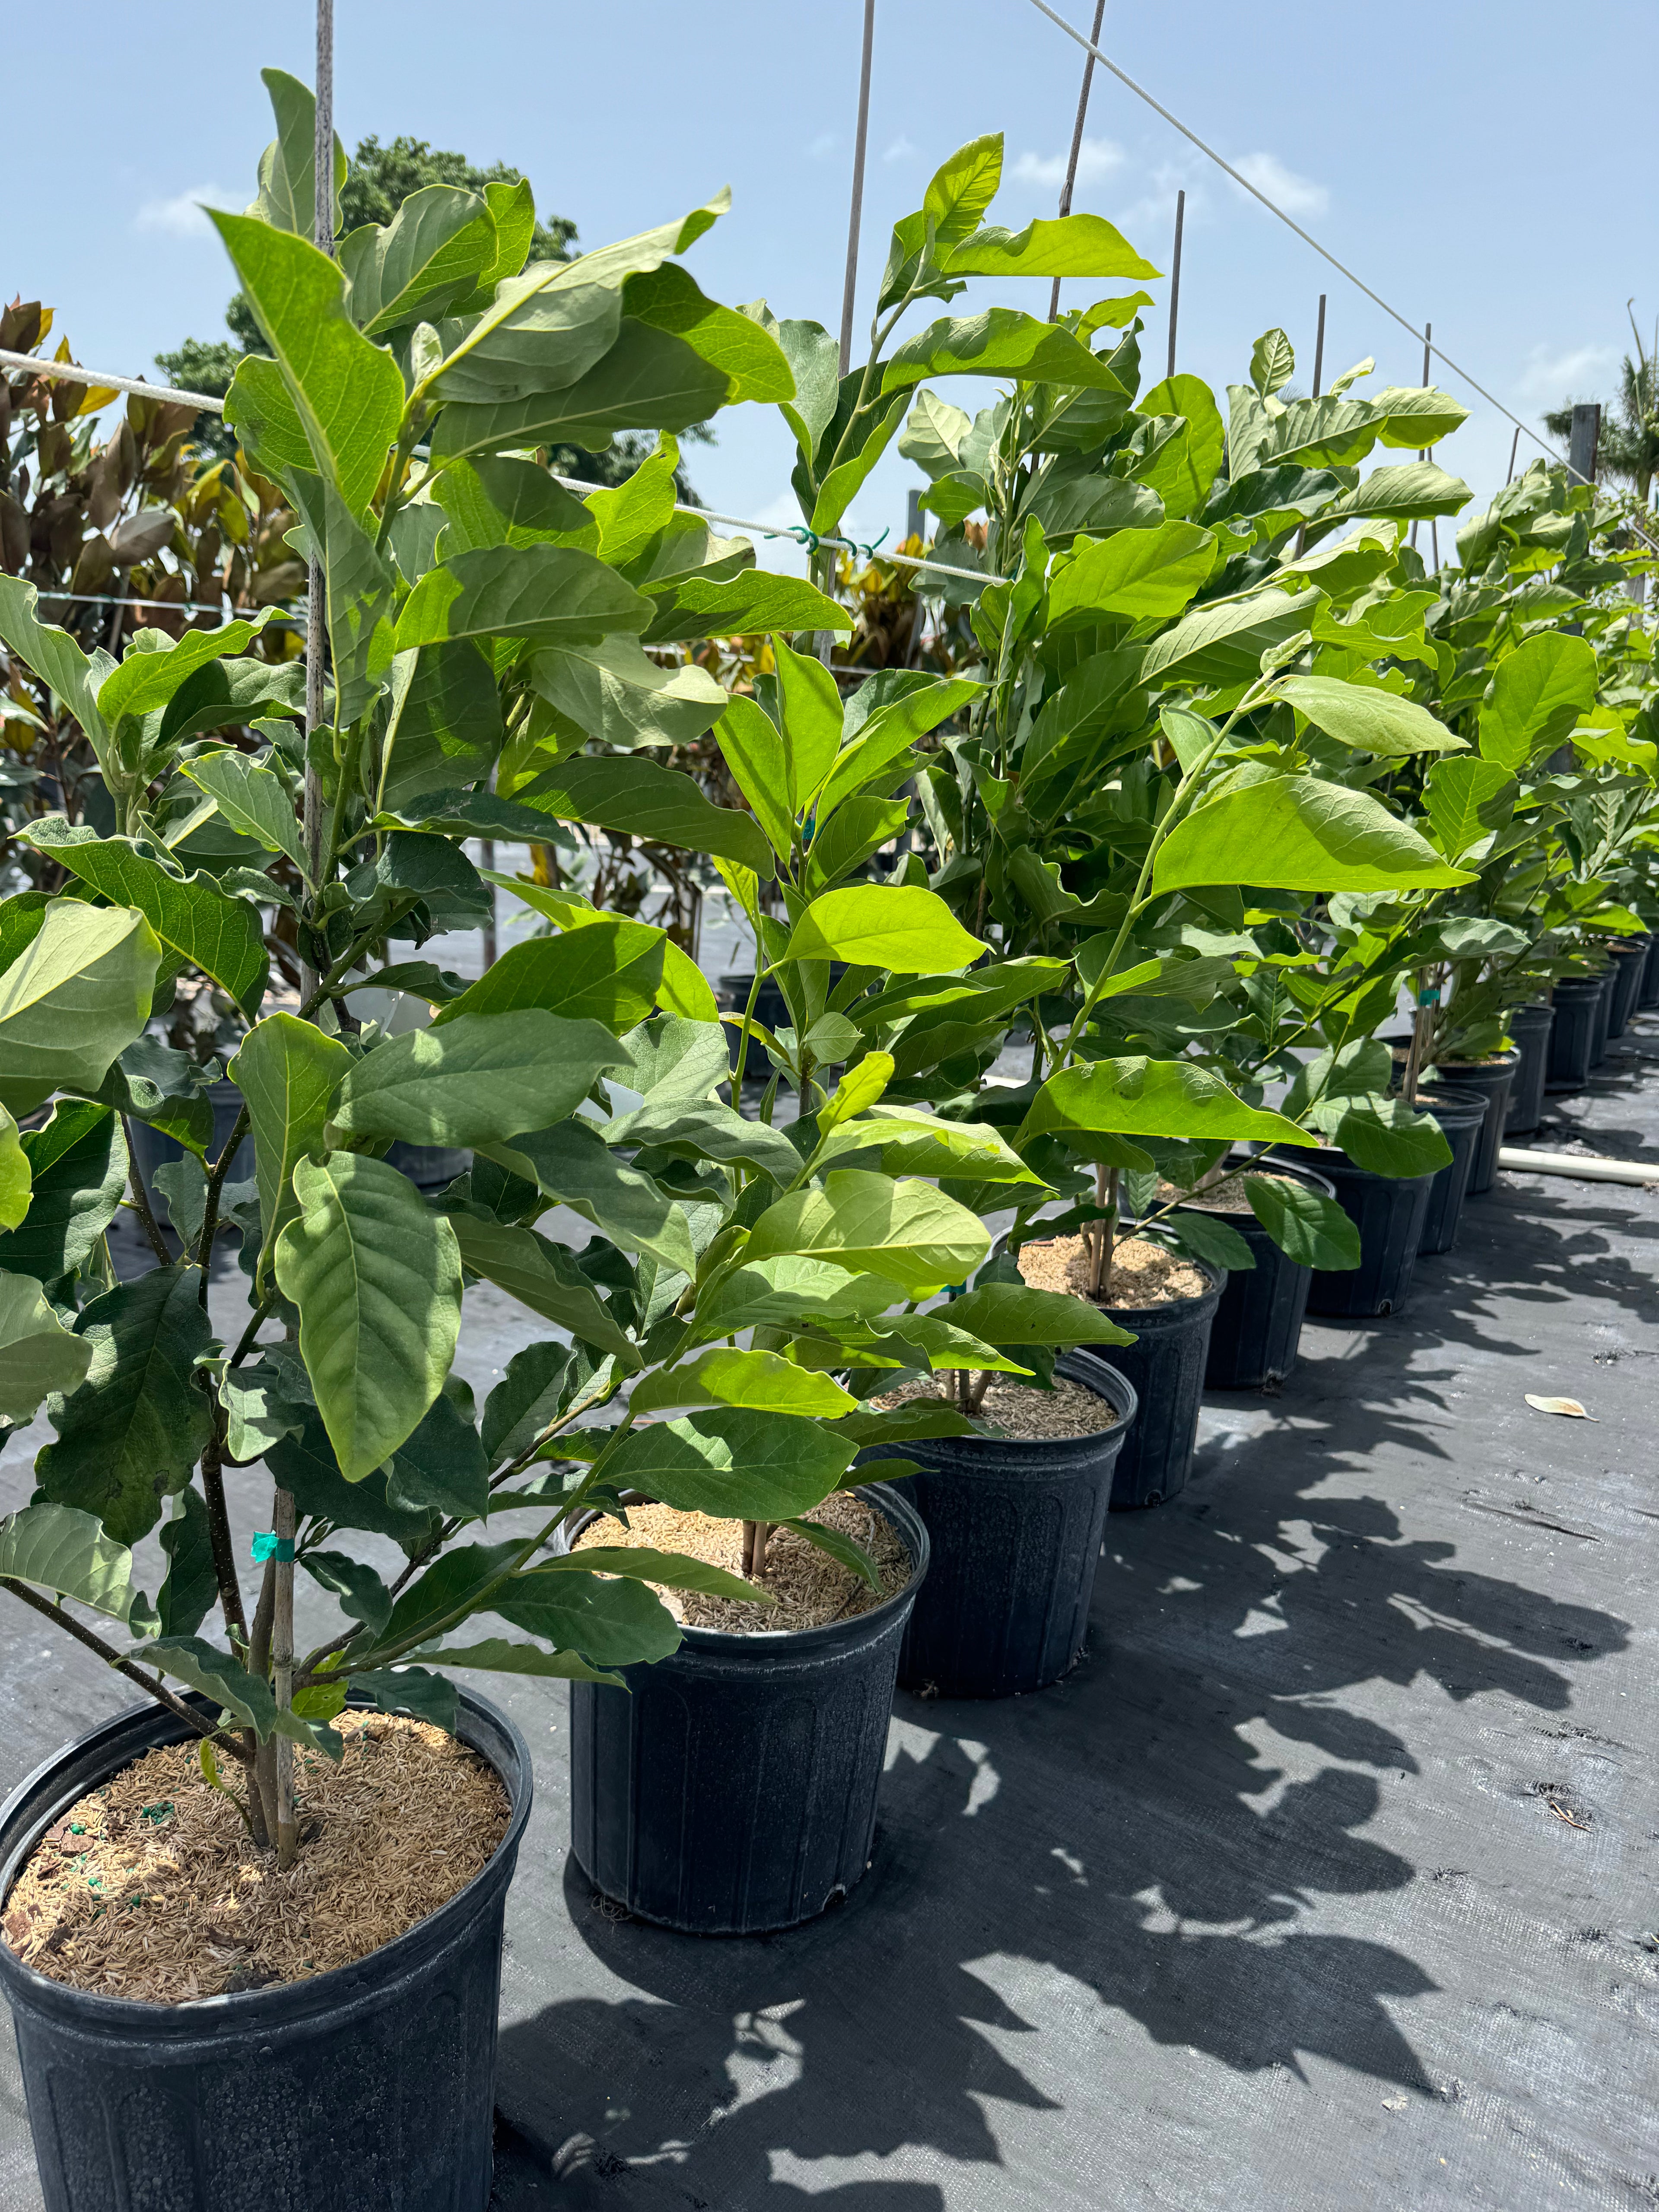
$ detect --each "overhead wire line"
[1021,0,1659,554]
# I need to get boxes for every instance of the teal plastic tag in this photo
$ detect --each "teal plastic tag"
[251,1532,295,1563]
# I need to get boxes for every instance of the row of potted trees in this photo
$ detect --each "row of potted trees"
[0,87,1654,2211]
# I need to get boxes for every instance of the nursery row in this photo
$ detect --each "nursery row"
[0,74,1655,2212]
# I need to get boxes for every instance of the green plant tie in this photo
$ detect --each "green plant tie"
[1417,987,1442,1006]
[251,1533,295,1563]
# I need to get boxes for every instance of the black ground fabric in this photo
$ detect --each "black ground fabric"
[3,1030,1658,2212]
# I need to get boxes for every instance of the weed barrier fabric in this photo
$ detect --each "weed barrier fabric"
[4,1036,1659,2212]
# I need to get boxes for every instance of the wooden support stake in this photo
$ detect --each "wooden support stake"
[1166,191,1185,381]
[1048,0,1107,322]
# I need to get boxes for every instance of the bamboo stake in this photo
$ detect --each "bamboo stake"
[272,1487,298,1868]
[1047,0,1107,322]
[1166,191,1185,381]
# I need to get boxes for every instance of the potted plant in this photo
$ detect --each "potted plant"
[0,65,929,2207]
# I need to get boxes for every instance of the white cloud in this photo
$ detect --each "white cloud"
[808,132,838,162]
[883,133,918,164]
[1515,342,1618,404]
[1010,136,1125,191]
[1114,165,1198,248]
[1228,151,1328,218]
[134,183,238,238]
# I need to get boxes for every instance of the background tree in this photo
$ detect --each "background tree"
[1545,305,1659,509]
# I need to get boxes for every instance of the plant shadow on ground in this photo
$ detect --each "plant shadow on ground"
[492,1238,1632,2209]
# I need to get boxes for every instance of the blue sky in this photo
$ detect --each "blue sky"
[9,0,1654,561]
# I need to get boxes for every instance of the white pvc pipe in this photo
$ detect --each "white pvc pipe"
[1498,1147,1659,1185]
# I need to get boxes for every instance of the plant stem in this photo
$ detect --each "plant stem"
[194,1104,251,1307]
[0,1578,251,1761]
[199,1429,249,1648]
[1089,1166,1120,1301]
[271,1486,298,1867]
[729,960,771,1103]
[120,1117,172,1263]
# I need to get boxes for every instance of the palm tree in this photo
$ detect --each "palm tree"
[1545,303,1659,509]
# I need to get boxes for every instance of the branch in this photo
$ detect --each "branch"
[194,1103,251,1306]
[0,1577,252,1763]
[119,1116,172,1264]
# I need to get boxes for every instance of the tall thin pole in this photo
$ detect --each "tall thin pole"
[837,0,877,378]
[1311,292,1327,396]
[1505,426,1521,484]
[1411,321,1430,553]
[1047,0,1106,321]
[1166,190,1185,382]
[303,0,334,985]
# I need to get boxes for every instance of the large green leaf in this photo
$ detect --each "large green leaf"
[0,1101,126,1283]
[481,1341,570,1468]
[816,1109,1046,1186]
[274,1154,463,1482]
[696,1254,901,1335]
[1132,375,1227,518]
[231,1015,353,1282]
[783,886,987,973]
[535,1545,766,1602]
[604,1407,858,1522]
[156,1488,219,1639]
[1277,677,1464,758]
[630,1348,857,1419]
[0,903,159,1115]
[333,1011,626,1147]
[1424,758,1516,860]
[1152,773,1475,894]
[515,754,774,876]
[943,214,1158,281]
[942,1281,1135,1348]
[529,635,728,752]
[146,1636,329,1751]
[288,472,397,727]
[774,638,845,813]
[1018,1058,1317,1152]
[623,261,795,402]
[1335,1099,1452,1178]
[490,1565,681,1666]
[94,618,275,730]
[154,655,307,748]
[25,821,267,1015]
[445,1213,640,1369]
[481,1122,695,1274]
[248,66,344,238]
[394,543,653,653]
[0,1501,141,1622]
[269,1408,440,1551]
[387,1392,490,1523]
[181,750,307,875]
[340,184,497,335]
[606,1099,802,1186]
[641,566,851,646]
[1243,1175,1362,1269]
[884,309,1129,394]
[0,1107,27,1232]
[0,578,108,764]
[431,320,737,466]
[377,643,505,812]
[1138,587,1324,690]
[433,918,664,1030]
[210,210,404,517]
[714,695,794,859]
[1311,462,1471,531]
[35,1267,213,1544]
[745,1170,989,1296]
[1047,522,1214,625]
[0,1277,95,1423]
[1479,632,1598,771]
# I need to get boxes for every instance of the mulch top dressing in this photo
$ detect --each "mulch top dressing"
[1,1712,509,2005]
[1018,1232,1208,1307]
[875,1373,1120,1441]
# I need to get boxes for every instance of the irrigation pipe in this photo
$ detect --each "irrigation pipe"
[1022,0,1659,551]
[1497,1147,1659,1186]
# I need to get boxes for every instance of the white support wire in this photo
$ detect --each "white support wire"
[1023,0,1659,555]
[0,349,225,411]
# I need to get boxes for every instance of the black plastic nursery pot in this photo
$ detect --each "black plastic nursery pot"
[563,1482,926,1935]
[1641,933,1659,1011]
[1076,1259,1224,1510]
[1425,1056,1512,1197]
[1545,976,1604,1093]
[855,1354,1137,1700]
[1177,1156,1338,1391]
[1605,938,1650,1040]
[1503,1001,1555,1137]
[0,1688,532,2212]
[1589,963,1615,1066]
[1409,1084,1487,1256]
[1298,1146,1434,1319]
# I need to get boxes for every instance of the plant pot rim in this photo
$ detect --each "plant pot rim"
[0,1684,531,2033]
[1177,1151,1338,1207]
[1096,1251,1225,1322]
[556,1478,928,1659]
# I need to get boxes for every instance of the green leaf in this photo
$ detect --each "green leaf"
[607,1099,801,1186]
[82,1037,215,1160]
[853,1312,1028,1375]
[1243,1175,1362,1270]
[401,1640,626,1687]
[1249,329,1296,399]
[1138,587,1324,690]
[1276,676,1464,758]
[35,1267,213,1544]
[774,637,845,812]
[340,184,496,335]
[353,1667,458,1732]
[0,578,107,764]
[630,1348,858,1419]
[1018,1058,1317,1153]
[809,389,911,537]
[623,261,795,401]
[943,1281,1136,1348]
[153,1156,207,1248]
[1334,1099,1452,1178]
[623,1014,731,1106]
[714,695,793,859]
[147,1635,329,1751]
[923,135,1005,248]
[445,1213,640,1369]
[287,472,397,727]
[490,1565,680,1666]
[0,902,160,1116]
[1152,773,1475,895]
[430,319,734,467]
[248,67,344,238]
[542,1545,768,1602]
[0,1100,126,1282]
[270,1408,439,1551]
[387,1392,489,1523]
[514,754,774,877]
[274,1154,464,1481]
[1311,462,1471,530]
[377,643,505,813]
[605,1407,858,1522]
[816,1109,1046,1186]
[529,635,728,752]
[0,1109,30,1233]
[394,543,652,654]
[1163,1208,1253,1272]
[25,822,267,1016]
[210,211,404,518]
[839,1400,979,1446]
[156,1488,218,1639]
[481,1341,570,1468]
[301,1550,392,1636]
[1424,758,1516,860]
[697,1255,904,1336]
[482,1120,695,1274]
[783,885,987,973]
[181,751,306,875]
[0,1501,140,1622]
[1047,521,1215,624]
[746,1170,990,1296]
[943,214,1158,281]
[884,309,1130,394]
[231,1015,353,1284]
[333,1011,626,1147]
[1479,632,1599,771]
[219,1352,311,1464]
[642,566,851,646]
[153,655,307,748]
[432,919,665,1031]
